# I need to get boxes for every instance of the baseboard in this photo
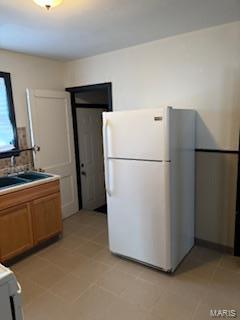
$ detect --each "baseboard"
[195,238,234,254]
[5,235,60,267]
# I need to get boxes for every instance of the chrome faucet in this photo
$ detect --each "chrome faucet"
[10,155,17,174]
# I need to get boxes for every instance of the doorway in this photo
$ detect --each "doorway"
[66,83,112,214]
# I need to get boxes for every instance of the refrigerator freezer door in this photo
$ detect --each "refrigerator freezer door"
[103,108,170,161]
[107,159,171,270]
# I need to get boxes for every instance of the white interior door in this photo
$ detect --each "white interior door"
[27,89,78,219]
[76,108,106,210]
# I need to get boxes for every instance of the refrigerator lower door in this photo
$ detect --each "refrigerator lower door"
[107,159,171,271]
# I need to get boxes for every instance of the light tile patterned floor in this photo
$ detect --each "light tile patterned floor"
[10,210,240,320]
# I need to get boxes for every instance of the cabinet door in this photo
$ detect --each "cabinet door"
[31,193,62,244]
[0,204,33,262]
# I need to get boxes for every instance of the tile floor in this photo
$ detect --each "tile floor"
[9,210,240,320]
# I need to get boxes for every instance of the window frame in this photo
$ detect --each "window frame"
[0,71,19,159]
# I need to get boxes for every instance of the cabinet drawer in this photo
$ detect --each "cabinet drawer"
[0,181,60,211]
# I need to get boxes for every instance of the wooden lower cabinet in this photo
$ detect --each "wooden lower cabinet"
[0,180,62,263]
[0,204,33,261]
[31,193,62,244]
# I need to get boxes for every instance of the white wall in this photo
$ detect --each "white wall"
[1,22,238,150]
[0,50,64,131]
[64,21,240,151]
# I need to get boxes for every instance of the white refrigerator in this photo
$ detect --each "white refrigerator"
[103,106,196,272]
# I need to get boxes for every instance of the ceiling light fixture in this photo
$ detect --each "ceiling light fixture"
[33,0,63,10]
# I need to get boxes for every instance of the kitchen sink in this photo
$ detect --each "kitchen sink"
[17,172,51,181]
[0,172,52,190]
[0,176,28,189]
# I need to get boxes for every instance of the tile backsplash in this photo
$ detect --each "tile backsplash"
[0,127,34,176]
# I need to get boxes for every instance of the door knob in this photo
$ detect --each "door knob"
[33,145,40,152]
[81,171,86,176]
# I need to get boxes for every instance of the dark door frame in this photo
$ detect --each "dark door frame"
[66,82,113,210]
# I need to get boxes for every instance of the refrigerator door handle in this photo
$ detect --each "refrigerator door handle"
[103,119,111,196]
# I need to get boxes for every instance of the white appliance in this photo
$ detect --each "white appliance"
[103,106,195,272]
[0,264,23,320]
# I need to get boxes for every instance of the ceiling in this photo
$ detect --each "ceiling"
[0,0,240,61]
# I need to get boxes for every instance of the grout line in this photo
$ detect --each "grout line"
[22,289,48,310]
[191,300,202,320]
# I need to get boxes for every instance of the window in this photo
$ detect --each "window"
[0,72,19,158]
